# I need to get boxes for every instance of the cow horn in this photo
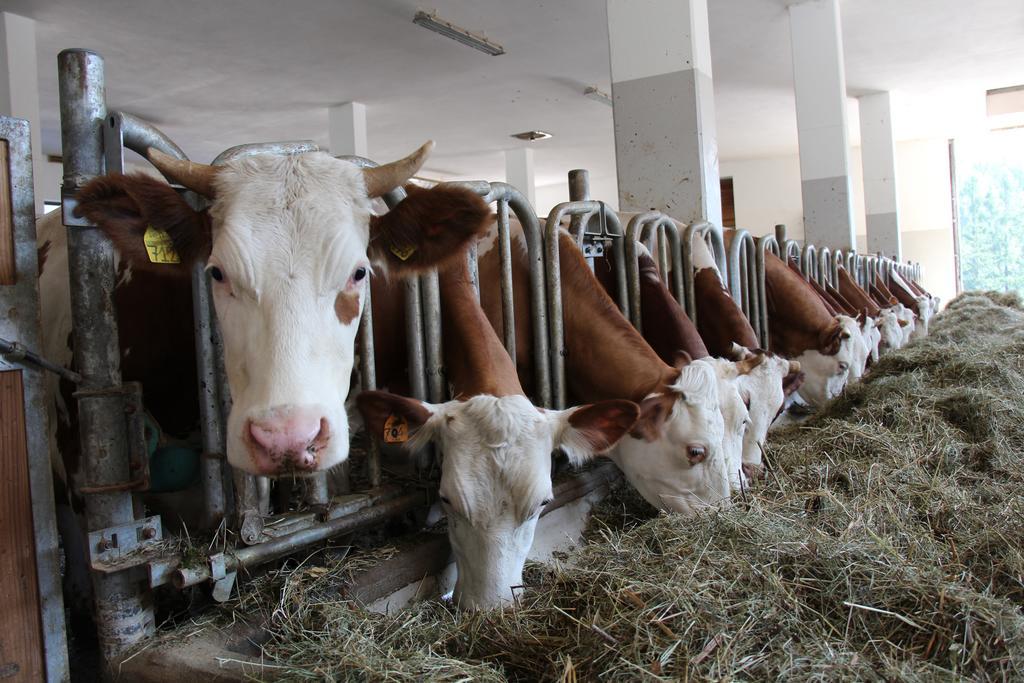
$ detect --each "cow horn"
[147,148,219,198]
[735,351,766,375]
[362,140,435,198]
[788,360,801,375]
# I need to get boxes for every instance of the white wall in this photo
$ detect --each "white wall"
[721,137,956,303]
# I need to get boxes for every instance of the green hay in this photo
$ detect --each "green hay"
[226,290,1024,681]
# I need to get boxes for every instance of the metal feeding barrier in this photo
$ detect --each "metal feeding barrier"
[46,48,930,671]
[51,48,638,668]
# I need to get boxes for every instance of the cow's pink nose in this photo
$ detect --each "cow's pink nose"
[246,412,329,475]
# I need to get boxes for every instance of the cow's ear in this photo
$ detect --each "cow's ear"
[629,393,676,442]
[355,390,435,449]
[555,400,640,465]
[74,173,211,276]
[368,184,491,275]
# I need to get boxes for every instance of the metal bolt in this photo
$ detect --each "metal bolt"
[97,537,112,551]
[142,527,156,540]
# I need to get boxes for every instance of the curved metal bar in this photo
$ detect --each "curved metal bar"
[681,221,726,324]
[466,181,551,407]
[108,111,188,163]
[801,243,817,283]
[726,228,751,305]
[817,246,831,287]
[831,249,844,289]
[756,236,780,349]
[545,201,624,409]
[213,140,319,165]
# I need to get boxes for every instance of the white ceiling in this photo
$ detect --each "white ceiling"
[11,0,1024,198]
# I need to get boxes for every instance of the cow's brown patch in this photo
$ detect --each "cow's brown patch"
[334,291,360,325]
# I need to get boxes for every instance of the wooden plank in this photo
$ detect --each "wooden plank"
[0,139,13,285]
[0,370,45,681]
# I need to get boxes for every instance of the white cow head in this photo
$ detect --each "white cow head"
[892,304,916,347]
[609,360,728,515]
[837,315,870,381]
[76,143,488,476]
[357,391,637,609]
[875,308,903,354]
[703,358,751,493]
[794,321,855,408]
[727,346,800,480]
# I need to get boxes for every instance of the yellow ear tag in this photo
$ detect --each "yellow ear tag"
[390,242,417,261]
[143,226,181,264]
[383,414,409,443]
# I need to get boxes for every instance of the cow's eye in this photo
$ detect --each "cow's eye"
[209,266,225,282]
[352,266,367,282]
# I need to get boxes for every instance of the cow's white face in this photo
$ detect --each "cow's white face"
[860,315,881,365]
[208,154,374,475]
[733,352,792,477]
[911,296,933,339]
[893,304,916,346]
[794,348,848,407]
[610,361,729,515]
[876,309,903,353]
[359,392,635,609]
[705,358,750,493]
[837,315,869,381]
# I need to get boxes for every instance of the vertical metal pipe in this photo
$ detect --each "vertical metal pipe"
[358,282,382,488]
[421,271,445,403]
[58,47,155,663]
[567,169,590,236]
[404,278,428,401]
[496,198,516,359]
[190,262,227,528]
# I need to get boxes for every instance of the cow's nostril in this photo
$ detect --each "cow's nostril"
[247,413,329,473]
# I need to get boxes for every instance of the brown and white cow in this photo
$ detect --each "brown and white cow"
[594,245,800,486]
[477,224,728,516]
[758,249,854,407]
[52,143,487,480]
[359,226,637,608]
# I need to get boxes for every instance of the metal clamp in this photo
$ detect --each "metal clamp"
[88,515,163,571]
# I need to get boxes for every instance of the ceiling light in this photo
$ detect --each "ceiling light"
[413,10,505,56]
[510,130,553,142]
[584,86,612,106]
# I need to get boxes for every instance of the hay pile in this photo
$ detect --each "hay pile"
[231,291,1024,681]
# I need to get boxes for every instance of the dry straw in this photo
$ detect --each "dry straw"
[225,291,1024,681]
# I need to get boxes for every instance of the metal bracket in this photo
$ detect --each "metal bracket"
[88,515,163,571]
[208,553,236,602]
[75,381,152,493]
[581,240,606,259]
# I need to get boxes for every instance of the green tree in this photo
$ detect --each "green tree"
[958,161,1024,294]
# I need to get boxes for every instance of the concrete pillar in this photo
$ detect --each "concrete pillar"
[328,102,367,157]
[0,12,43,214]
[788,0,855,250]
[606,0,721,225]
[505,147,535,206]
[859,91,901,258]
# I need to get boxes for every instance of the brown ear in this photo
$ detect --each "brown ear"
[355,390,433,447]
[368,184,491,275]
[629,393,676,442]
[782,368,805,397]
[897,318,909,328]
[735,351,766,375]
[73,173,211,276]
[565,400,640,455]
[818,320,844,355]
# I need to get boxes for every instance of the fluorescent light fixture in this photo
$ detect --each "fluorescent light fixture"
[510,130,553,142]
[584,86,612,106]
[413,10,505,56]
